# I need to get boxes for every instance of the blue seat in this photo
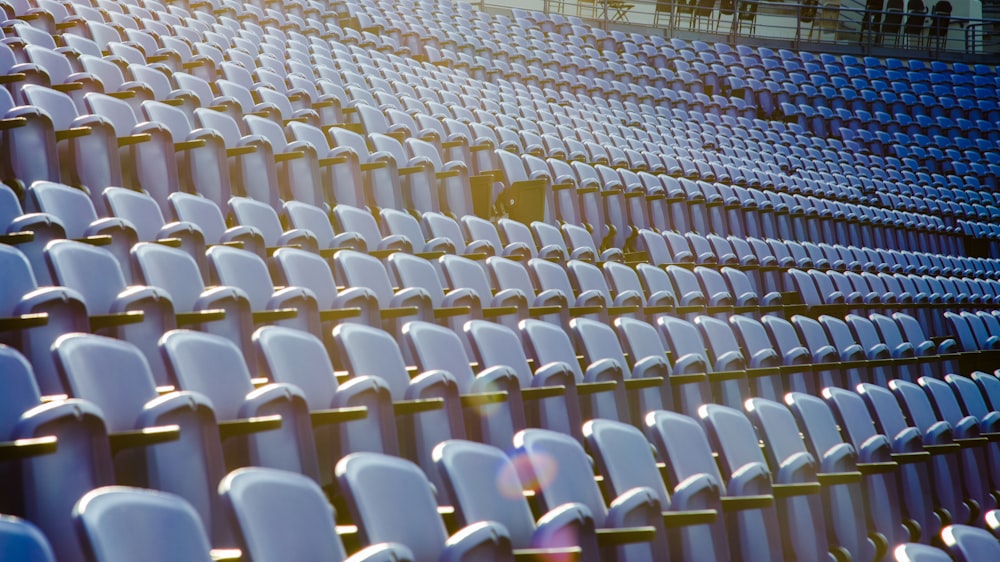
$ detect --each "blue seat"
[0,344,110,562]
[696,404,790,558]
[786,392,900,555]
[227,196,319,254]
[330,322,458,502]
[645,409,781,560]
[698,315,774,402]
[400,320,522,449]
[167,192,265,257]
[205,244,326,336]
[0,242,90,395]
[513,428,659,561]
[73,487,215,562]
[0,516,54,562]
[53,333,232,546]
[331,249,431,334]
[584,418,724,561]
[433,439,594,561]
[220,467,411,562]
[45,239,180,386]
[942,524,1000,561]
[159,329,325,483]
[821,385,932,542]
[102,187,209,280]
[130,242,259,373]
[858,382,972,527]
[336,452,515,561]
[83,92,181,212]
[24,180,139,282]
[520,318,628,424]
[892,378,997,518]
[893,543,953,561]
[744,397,862,561]
[571,317,669,426]
[462,319,584,442]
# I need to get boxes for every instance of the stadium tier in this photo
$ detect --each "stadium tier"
[4,0,1000,559]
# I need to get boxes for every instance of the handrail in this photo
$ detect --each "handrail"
[483,0,1000,57]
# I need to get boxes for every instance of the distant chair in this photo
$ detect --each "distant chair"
[736,0,759,35]
[928,0,952,51]
[882,0,905,45]
[904,0,927,47]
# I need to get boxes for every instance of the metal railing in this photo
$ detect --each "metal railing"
[481,0,1000,57]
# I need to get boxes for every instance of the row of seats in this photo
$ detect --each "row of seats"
[9,325,1000,561]
[4,0,1000,559]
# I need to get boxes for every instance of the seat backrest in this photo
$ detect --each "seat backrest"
[74,487,214,562]
[433,440,539,548]
[45,240,127,314]
[131,242,206,311]
[331,250,395,306]
[26,181,98,238]
[942,524,1000,561]
[270,247,337,308]
[330,323,414,399]
[513,429,609,525]
[53,333,160,432]
[0,516,55,562]
[220,467,352,562]
[159,330,254,420]
[205,245,272,310]
[335,453,450,560]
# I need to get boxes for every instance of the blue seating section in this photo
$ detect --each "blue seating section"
[4,0,1000,559]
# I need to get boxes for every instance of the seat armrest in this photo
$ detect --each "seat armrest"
[108,425,180,454]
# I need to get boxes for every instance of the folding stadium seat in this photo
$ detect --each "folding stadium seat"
[102,187,209,278]
[698,402,837,560]
[336,452,516,560]
[25,181,139,275]
[512,428,661,561]
[459,215,531,260]
[0,516,54,562]
[401,319,527,444]
[518,317,632,425]
[267,202,356,256]
[140,101,234,210]
[42,237,207,383]
[253,326,408,476]
[383,252,484,331]
[871,312,958,378]
[130,241,262,371]
[433,439,595,559]
[462,319,583,442]
[191,101,287,196]
[73,486,225,562]
[227,196,319,254]
[167,190,263,251]
[587,418,739,561]
[942,524,1000,560]
[53,334,239,547]
[858,382,974,526]
[645,409,784,560]
[0,242,97,396]
[0,344,111,562]
[528,257,629,325]
[329,321,465,496]
[569,317,669,427]
[161,328,357,488]
[752,396,883,561]
[0,134,65,251]
[83,93,181,211]
[242,115,326,209]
